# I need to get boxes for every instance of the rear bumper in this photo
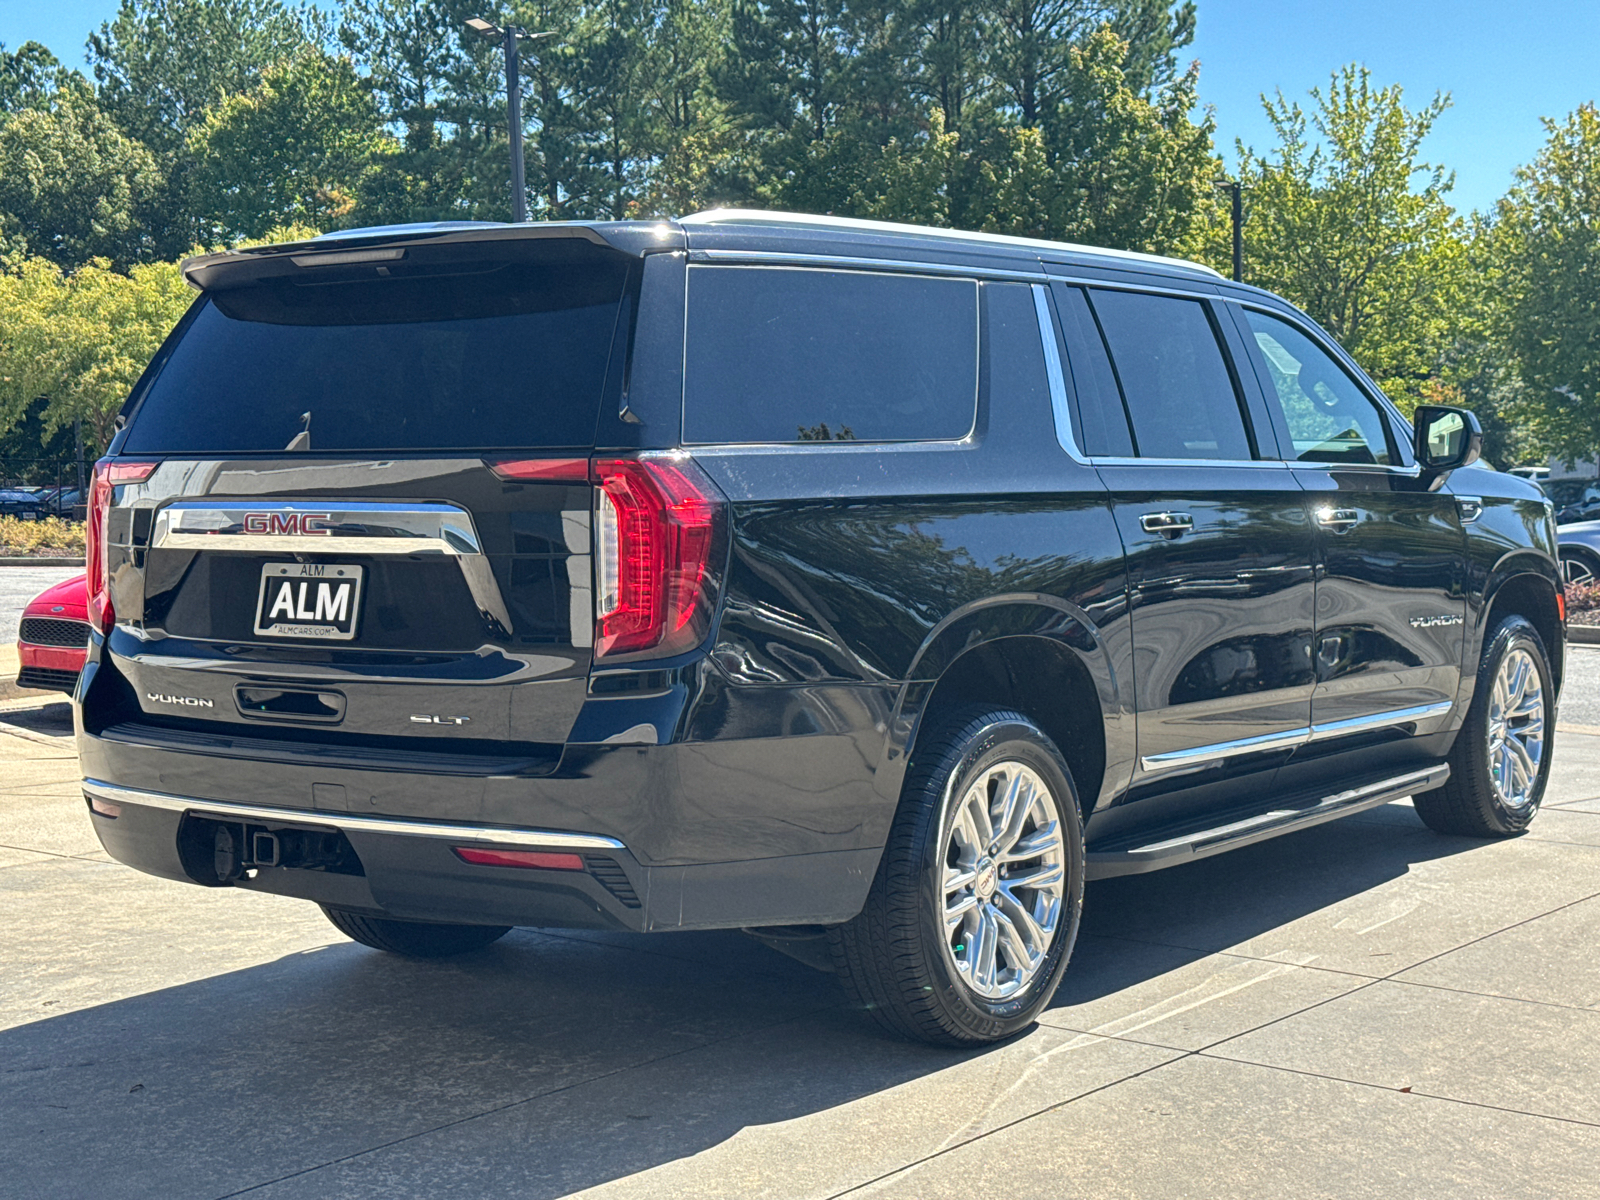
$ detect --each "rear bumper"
[80,774,881,933]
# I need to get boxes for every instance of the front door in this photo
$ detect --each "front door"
[1235,306,1465,786]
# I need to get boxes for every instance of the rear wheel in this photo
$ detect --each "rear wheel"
[321,906,511,957]
[830,708,1085,1046]
[1414,615,1553,837]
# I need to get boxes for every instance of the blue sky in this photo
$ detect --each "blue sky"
[5,0,1598,214]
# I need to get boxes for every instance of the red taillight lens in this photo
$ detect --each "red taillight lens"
[593,456,725,659]
[453,847,585,870]
[86,458,156,634]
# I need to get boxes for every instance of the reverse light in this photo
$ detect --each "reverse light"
[86,458,157,633]
[454,847,585,870]
[592,456,725,659]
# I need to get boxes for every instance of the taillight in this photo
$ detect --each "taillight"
[86,458,156,633]
[485,458,590,483]
[593,456,725,659]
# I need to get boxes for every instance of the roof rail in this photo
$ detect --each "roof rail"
[680,208,1223,278]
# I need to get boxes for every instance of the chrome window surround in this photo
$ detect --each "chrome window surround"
[151,500,483,556]
[1139,700,1455,773]
[83,779,626,851]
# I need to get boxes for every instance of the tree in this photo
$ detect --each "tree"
[0,42,80,114]
[1497,103,1600,469]
[187,50,396,241]
[88,0,311,154]
[1229,66,1469,411]
[0,87,167,270]
[0,257,193,454]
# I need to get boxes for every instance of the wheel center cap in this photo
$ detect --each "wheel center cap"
[974,859,998,901]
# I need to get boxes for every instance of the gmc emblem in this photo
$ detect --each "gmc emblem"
[243,512,332,535]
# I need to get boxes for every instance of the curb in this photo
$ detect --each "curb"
[1569,624,1600,646]
[0,557,84,567]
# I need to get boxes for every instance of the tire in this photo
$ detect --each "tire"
[1560,547,1600,587]
[1414,614,1554,838]
[829,707,1086,1046]
[321,906,511,957]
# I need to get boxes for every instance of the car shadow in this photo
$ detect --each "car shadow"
[2,809,1488,1199]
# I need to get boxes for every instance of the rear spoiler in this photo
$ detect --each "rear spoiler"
[180,220,686,292]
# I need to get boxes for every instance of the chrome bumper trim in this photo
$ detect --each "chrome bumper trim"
[1140,700,1456,773]
[81,778,626,851]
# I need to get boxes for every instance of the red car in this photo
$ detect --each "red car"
[17,574,88,694]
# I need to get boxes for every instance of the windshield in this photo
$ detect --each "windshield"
[123,248,630,454]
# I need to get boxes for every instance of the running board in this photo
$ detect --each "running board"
[1085,763,1449,880]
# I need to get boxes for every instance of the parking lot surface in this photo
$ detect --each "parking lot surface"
[3,696,1599,1199]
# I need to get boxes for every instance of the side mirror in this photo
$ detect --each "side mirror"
[1413,405,1482,488]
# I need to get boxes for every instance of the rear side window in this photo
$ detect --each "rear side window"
[124,250,629,453]
[1087,289,1253,461]
[684,266,978,444]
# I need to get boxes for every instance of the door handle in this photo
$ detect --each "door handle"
[1316,506,1360,532]
[1140,511,1194,537]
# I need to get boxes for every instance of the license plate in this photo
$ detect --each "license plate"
[254,563,364,640]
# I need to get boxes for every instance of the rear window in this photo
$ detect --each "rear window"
[124,251,630,453]
[684,266,977,444]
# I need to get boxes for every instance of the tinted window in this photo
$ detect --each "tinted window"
[684,267,977,443]
[1087,289,1252,461]
[124,257,628,453]
[1052,285,1134,457]
[1245,310,1392,466]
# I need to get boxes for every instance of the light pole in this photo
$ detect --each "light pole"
[1214,179,1243,283]
[466,18,555,223]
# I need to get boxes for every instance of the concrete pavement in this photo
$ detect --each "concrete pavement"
[2,700,1599,1199]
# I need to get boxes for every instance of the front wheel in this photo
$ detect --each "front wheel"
[830,708,1085,1046]
[1414,615,1554,837]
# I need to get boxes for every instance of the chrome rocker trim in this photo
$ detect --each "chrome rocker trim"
[1140,701,1456,773]
[82,778,626,851]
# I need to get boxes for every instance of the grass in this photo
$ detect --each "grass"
[0,516,86,557]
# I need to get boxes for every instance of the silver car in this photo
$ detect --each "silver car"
[1559,520,1600,584]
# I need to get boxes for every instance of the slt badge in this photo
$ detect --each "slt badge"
[410,714,471,726]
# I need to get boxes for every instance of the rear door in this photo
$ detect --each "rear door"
[89,235,638,814]
[1056,282,1317,833]
[1233,305,1465,781]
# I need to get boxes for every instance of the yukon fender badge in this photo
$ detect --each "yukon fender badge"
[410,714,471,726]
[147,693,214,708]
[1409,614,1463,628]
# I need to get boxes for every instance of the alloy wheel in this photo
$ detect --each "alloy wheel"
[940,760,1067,999]
[1487,646,1546,811]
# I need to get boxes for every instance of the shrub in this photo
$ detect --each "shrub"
[0,516,85,556]
[1566,578,1600,615]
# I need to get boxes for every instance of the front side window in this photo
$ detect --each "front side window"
[684,266,978,444]
[1086,288,1253,461]
[1245,310,1393,466]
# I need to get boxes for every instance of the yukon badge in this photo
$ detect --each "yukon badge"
[147,693,214,708]
[1410,614,1463,629]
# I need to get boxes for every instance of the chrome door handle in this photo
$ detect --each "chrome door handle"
[1140,511,1194,537]
[1316,506,1360,531]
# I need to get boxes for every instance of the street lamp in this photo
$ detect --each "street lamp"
[466,18,556,223]
[1213,179,1242,283]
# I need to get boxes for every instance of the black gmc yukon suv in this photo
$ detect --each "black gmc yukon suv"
[79,210,1563,1046]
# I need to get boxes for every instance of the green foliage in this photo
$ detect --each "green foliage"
[1228,66,1469,413]
[0,256,194,454]
[187,50,396,241]
[88,0,313,154]
[0,42,81,114]
[1497,103,1600,468]
[0,88,167,270]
